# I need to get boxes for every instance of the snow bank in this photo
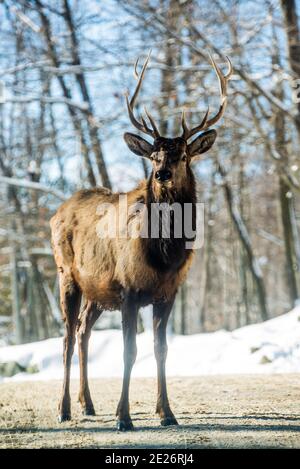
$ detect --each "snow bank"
[1,306,300,382]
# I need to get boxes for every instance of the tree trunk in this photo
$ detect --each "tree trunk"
[159,0,181,135]
[272,14,299,305]
[10,240,22,344]
[63,0,111,189]
[200,172,215,331]
[280,0,300,134]
[218,162,269,321]
[36,0,97,187]
[279,179,299,303]
[180,283,187,334]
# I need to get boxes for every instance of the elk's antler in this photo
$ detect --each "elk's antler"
[181,54,233,140]
[126,50,160,139]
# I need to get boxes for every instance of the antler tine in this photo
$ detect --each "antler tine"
[144,106,160,137]
[199,54,232,130]
[130,51,151,110]
[133,57,139,79]
[181,110,189,140]
[181,107,210,140]
[181,54,233,140]
[126,93,152,135]
[126,49,160,138]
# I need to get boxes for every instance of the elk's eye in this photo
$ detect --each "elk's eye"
[182,154,187,161]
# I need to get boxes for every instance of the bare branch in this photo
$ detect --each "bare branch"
[0,176,66,201]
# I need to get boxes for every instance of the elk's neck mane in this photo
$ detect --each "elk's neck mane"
[143,168,197,273]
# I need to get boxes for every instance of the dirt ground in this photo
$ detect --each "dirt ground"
[1,374,300,449]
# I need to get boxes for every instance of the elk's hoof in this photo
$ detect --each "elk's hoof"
[58,413,71,423]
[82,407,96,416]
[160,416,178,426]
[116,419,134,431]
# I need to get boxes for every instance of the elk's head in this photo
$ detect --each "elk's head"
[124,51,233,194]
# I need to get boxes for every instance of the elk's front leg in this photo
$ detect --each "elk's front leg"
[116,290,139,431]
[153,297,178,426]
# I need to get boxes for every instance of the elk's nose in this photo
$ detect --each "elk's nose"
[155,169,172,182]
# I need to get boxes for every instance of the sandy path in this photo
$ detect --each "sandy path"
[1,374,300,448]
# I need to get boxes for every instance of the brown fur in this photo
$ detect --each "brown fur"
[51,132,215,429]
[51,182,193,311]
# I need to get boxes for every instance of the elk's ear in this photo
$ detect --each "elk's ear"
[188,130,217,159]
[124,132,153,158]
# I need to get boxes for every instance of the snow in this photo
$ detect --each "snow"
[1,306,300,382]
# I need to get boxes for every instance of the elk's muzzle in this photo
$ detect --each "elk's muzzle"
[155,169,172,182]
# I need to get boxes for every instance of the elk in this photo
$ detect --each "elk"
[50,51,232,430]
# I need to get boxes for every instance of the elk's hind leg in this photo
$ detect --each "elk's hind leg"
[77,301,103,415]
[58,274,82,423]
[153,298,178,426]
